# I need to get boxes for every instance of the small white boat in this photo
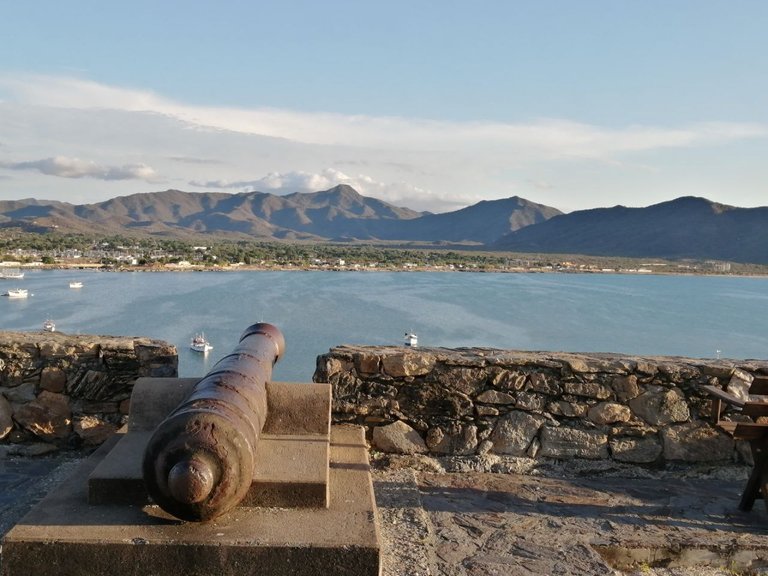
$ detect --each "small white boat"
[190,333,213,353]
[404,332,418,347]
[4,288,29,299]
[69,281,83,289]
[0,269,24,280]
[43,319,56,332]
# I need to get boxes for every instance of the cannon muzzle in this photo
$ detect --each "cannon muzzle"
[142,322,285,521]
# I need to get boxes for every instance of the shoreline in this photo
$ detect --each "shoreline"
[13,262,768,278]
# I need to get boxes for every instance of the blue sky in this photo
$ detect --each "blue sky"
[1,1,767,212]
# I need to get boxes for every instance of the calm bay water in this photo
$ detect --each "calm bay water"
[2,269,767,381]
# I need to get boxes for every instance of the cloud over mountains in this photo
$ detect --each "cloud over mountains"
[1,74,768,212]
[1,156,157,181]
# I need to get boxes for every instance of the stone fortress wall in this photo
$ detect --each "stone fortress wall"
[0,332,177,456]
[2,330,766,468]
[314,345,768,465]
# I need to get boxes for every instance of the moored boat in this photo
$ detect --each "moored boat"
[43,319,56,332]
[190,333,213,353]
[0,269,24,280]
[4,288,29,299]
[404,332,418,347]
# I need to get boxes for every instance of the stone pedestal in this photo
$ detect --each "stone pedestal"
[1,378,381,576]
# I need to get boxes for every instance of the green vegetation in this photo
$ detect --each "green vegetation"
[1,231,767,275]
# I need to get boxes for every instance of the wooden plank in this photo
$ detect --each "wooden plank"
[742,402,768,418]
[700,384,745,408]
[749,376,768,395]
[730,422,768,441]
[716,421,768,440]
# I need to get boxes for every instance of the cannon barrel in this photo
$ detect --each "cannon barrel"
[142,322,285,521]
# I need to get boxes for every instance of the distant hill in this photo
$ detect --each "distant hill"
[367,196,562,244]
[493,196,768,264]
[0,186,561,244]
[3,189,765,264]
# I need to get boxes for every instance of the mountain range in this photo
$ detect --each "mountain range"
[0,186,766,264]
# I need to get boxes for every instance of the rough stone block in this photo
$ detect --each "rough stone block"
[588,402,631,425]
[661,422,734,462]
[630,387,690,426]
[610,435,663,463]
[372,420,428,454]
[540,426,609,460]
[489,410,545,456]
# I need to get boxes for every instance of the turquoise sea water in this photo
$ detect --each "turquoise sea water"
[2,270,767,381]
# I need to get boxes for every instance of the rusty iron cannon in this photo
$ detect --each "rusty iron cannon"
[142,322,285,522]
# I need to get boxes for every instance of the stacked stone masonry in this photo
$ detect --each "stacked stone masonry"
[314,346,768,465]
[0,331,177,456]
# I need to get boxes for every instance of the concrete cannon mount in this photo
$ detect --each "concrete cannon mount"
[1,378,381,576]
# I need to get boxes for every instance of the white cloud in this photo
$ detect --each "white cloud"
[190,168,462,212]
[2,74,765,158]
[2,74,768,212]
[1,156,158,181]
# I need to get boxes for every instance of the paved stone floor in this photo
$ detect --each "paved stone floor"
[3,456,768,575]
[0,456,80,539]
[373,468,768,576]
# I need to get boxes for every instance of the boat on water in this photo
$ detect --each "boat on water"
[69,281,83,289]
[0,269,24,280]
[404,332,418,347]
[190,333,213,353]
[4,288,29,299]
[43,319,56,332]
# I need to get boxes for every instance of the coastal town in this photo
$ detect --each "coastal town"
[0,235,761,276]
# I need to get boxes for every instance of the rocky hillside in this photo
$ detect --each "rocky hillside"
[494,196,768,264]
[0,185,560,244]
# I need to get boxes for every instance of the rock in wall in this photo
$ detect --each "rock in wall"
[0,331,177,456]
[314,346,768,465]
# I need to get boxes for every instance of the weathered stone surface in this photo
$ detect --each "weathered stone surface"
[489,411,545,456]
[427,424,477,455]
[0,393,13,439]
[514,392,547,412]
[562,382,611,399]
[13,390,72,441]
[630,387,690,426]
[475,405,499,417]
[634,361,658,376]
[40,366,67,393]
[610,435,663,463]
[661,422,734,462]
[491,369,527,390]
[317,357,344,381]
[1,442,59,457]
[588,402,631,425]
[73,415,118,446]
[611,374,640,402]
[382,353,435,378]
[528,372,562,395]
[372,420,428,454]
[726,369,753,402]
[476,390,515,405]
[353,352,380,375]
[437,367,486,396]
[539,426,609,460]
[1,381,36,403]
[547,401,589,418]
[658,362,701,383]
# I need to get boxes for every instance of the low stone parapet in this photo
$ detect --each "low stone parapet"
[314,346,768,465]
[0,332,177,455]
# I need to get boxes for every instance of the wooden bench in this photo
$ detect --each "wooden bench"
[701,375,768,513]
